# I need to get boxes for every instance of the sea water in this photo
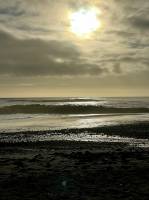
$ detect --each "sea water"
[0,97,149,146]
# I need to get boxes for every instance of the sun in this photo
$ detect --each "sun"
[70,8,101,37]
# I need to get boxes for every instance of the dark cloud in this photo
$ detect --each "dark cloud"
[0,30,108,77]
[112,63,122,74]
[0,6,24,17]
[129,17,149,30]
[0,0,39,17]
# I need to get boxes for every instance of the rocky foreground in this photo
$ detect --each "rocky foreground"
[0,141,149,200]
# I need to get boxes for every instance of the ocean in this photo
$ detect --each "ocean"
[0,97,149,146]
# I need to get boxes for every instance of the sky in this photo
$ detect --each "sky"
[0,0,149,97]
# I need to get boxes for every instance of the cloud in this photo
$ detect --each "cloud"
[0,0,149,96]
[129,17,149,30]
[0,0,149,78]
[112,63,122,74]
[0,30,109,77]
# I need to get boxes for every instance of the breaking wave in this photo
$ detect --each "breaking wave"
[0,104,149,114]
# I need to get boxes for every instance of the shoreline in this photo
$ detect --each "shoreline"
[0,122,149,148]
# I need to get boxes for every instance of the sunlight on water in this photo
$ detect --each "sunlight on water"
[0,113,149,133]
[0,97,149,147]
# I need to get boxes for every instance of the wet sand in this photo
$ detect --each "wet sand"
[0,141,149,200]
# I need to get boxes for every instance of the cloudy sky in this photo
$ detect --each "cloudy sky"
[0,0,149,97]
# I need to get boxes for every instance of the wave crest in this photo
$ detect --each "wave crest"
[0,104,149,114]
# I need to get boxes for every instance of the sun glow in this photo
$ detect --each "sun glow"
[70,8,101,37]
